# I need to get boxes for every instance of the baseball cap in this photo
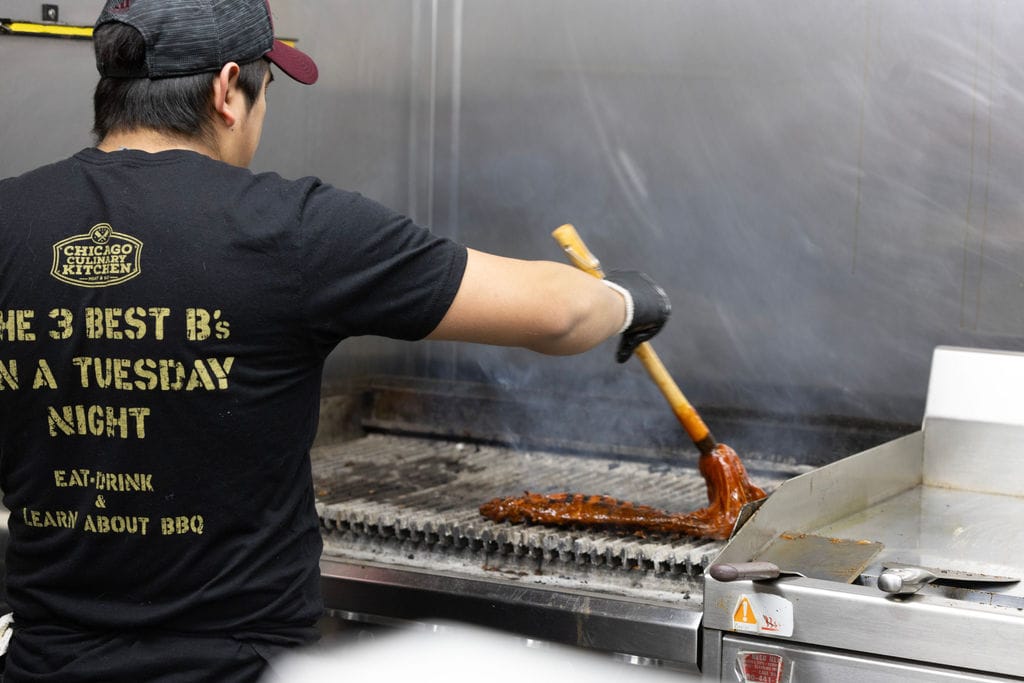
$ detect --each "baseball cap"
[95,0,318,84]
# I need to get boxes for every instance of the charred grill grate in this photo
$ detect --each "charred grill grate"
[313,434,799,586]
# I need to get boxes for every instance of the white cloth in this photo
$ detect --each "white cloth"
[0,612,14,656]
[261,623,693,682]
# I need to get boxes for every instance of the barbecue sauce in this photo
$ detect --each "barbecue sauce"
[692,442,767,539]
[479,443,766,541]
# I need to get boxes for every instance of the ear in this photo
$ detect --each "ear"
[211,62,243,128]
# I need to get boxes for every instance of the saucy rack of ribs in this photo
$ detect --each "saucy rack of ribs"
[479,443,766,540]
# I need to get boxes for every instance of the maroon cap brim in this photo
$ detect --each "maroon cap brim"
[266,39,318,85]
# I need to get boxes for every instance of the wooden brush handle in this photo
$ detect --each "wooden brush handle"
[551,224,716,453]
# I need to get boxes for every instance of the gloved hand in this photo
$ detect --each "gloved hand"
[602,270,671,363]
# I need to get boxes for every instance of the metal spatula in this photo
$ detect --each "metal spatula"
[709,531,884,583]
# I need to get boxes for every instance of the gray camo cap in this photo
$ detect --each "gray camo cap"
[95,0,318,84]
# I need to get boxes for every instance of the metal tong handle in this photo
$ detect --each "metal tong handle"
[551,224,717,454]
[877,566,937,595]
[708,562,785,582]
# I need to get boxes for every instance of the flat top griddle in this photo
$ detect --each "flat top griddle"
[818,484,1024,599]
[703,348,1024,679]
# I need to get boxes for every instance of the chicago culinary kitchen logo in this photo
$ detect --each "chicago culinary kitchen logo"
[51,223,143,288]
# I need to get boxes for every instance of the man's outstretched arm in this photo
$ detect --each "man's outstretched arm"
[427,248,669,357]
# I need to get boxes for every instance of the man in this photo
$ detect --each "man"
[0,1,670,681]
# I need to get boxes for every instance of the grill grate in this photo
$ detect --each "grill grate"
[314,434,799,593]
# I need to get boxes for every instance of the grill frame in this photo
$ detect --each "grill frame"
[320,557,705,669]
[313,430,801,669]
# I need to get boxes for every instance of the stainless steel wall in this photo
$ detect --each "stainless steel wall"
[3,1,1023,434]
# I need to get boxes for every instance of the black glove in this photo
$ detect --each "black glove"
[604,270,671,363]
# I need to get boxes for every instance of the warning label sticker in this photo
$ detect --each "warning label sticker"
[731,593,794,637]
[735,651,787,683]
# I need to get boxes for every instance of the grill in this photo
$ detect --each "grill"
[311,378,901,670]
[315,435,798,669]
[316,434,795,590]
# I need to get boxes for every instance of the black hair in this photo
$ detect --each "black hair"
[92,22,269,143]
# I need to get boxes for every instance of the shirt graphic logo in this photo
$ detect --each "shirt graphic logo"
[51,223,143,288]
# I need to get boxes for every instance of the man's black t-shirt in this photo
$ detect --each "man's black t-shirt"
[0,149,467,676]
